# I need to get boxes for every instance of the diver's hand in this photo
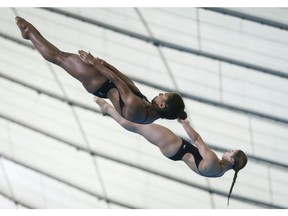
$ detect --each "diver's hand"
[78,50,95,65]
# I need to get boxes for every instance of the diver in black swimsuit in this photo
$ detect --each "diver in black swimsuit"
[15,16,185,124]
[95,97,248,205]
[93,79,149,123]
[168,138,223,177]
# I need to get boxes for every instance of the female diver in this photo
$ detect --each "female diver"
[94,96,248,205]
[15,16,185,124]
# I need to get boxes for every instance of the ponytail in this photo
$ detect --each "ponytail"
[227,150,248,206]
[227,171,238,206]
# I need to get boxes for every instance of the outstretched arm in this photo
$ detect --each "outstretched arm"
[178,119,215,161]
[78,50,140,103]
[98,58,142,95]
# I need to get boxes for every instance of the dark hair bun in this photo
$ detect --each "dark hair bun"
[178,110,187,120]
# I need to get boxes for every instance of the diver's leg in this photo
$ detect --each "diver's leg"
[16,16,63,65]
[15,16,106,91]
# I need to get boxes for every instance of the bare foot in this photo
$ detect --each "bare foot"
[15,16,32,39]
[94,96,109,116]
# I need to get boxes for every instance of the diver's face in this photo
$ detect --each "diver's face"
[152,93,172,107]
[152,93,172,108]
[222,150,238,163]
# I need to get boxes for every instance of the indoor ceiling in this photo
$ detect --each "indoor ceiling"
[0,7,288,209]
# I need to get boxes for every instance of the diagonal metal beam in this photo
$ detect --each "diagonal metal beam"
[41,7,288,79]
[0,32,35,49]
[132,77,288,125]
[46,58,110,207]
[204,7,288,31]
[0,154,136,209]
[0,72,98,113]
[134,8,181,93]
[0,186,33,209]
